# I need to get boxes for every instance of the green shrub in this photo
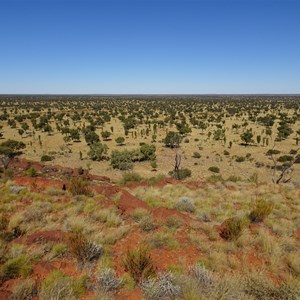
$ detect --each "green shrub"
[130,208,151,222]
[123,245,156,283]
[206,175,224,183]
[87,142,108,161]
[165,216,182,229]
[10,279,36,300]
[111,150,134,170]
[169,168,191,180]
[139,216,157,232]
[277,155,293,162]
[0,255,32,280]
[219,217,248,241]
[266,149,281,156]
[208,166,220,173]
[120,172,142,185]
[69,176,91,196]
[67,230,103,263]
[223,150,230,156]
[39,271,75,300]
[27,166,38,177]
[96,268,122,292]
[249,198,274,223]
[41,155,53,162]
[174,197,195,213]
[192,152,201,158]
[235,156,245,162]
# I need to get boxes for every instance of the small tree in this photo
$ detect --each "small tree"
[115,136,125,146]
[240,129,254,146]
[88,142,108,161]
[101,131,111,141]
[164,131,181,148]
[0,139,26,169]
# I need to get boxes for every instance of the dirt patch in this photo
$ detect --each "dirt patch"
[19,230,67,245]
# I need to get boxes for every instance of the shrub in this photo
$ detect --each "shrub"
[235,156,245,162]
[189,263,214,289]
[111,150,133,170]
[166,216,182,229]
[139,216,157,232]
[249,198,274,223]
[39,271,75,300]
[169,168,191,180]
[96,268,122,292]
[120,172,142,185]
[130,208,151,222]
[142,272,181,300]
[69,176,91,196]
[164,131,181,148]
[10,279,36,300]
[115,136,125,145]
[192,152,201,158]
[206,175,224,182]
[148,232,179,249]
[266,149,280,156]
[208,166,220,173]
[0,255,32,280]
[277,155,293,162]
[67,230,103,263]
[219,217,248,241]
[123,245,156,283]
[88,142,108,161]
[174,197,195,213]
[41,155,53,162]
[223,150,230,156]
[27,166,38,177]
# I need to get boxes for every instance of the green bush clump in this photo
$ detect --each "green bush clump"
[27,166,38,177]
[249,198,274,223]
[120,172,143,185]
[69,176,91,196]
[41,155,53,162]
[277,155,293,162]
[123,245,156,283]
[219,217,248,241]
[266,149,281,156]
[169,168,191,180]
[235,156,245,162]
[192,152,201,158]
[111,150,134,170]
[139,216,157,232]
[0,255,32,280]
[174,197,195,213]
[208,166,220,173]
[67,230,103,263]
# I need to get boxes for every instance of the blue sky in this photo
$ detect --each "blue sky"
[0,0,299,94]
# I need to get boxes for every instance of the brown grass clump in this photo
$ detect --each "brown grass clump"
[69,176,91,196]
[123,245,156,283]
[219,217,248,241]
[249,198,274,223]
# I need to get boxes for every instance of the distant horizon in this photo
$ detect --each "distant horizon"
[1,0,299,94]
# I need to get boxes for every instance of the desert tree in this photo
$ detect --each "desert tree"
[0,139,26,169]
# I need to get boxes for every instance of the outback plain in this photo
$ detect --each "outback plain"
[0,95,299,299]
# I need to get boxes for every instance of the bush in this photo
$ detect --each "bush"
[120,172,142,185]
[123,245,156,283]
[142,272,181,300]
[192,152,201,158]
[111,150,133,170]
[10,279,36,300]
[189,263,214,289]
[206,175,224,183]
[0,255,32,280]
[223,150,230,156]
[249,198,274,223]
[277,155,293,162]
[88,142,108,161]
[174,197,195,213]
[130,208,151,222]
[67,230,103,263]
[41,155,53,162]
[235,156,245,162]
[27,166,38,177]
[164,131,181,148]
[266,149,280,156]
[219,217,248,241]
[39,271,75,300]
[165,216,182,229]
[96,268,122,292]
[139,216,157,232]
[115,136,125,145]
[69,176,91,196]
[208,166,220,173]
[169,168,191,180]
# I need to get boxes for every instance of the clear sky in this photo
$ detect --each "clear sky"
[0,0,299,94]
